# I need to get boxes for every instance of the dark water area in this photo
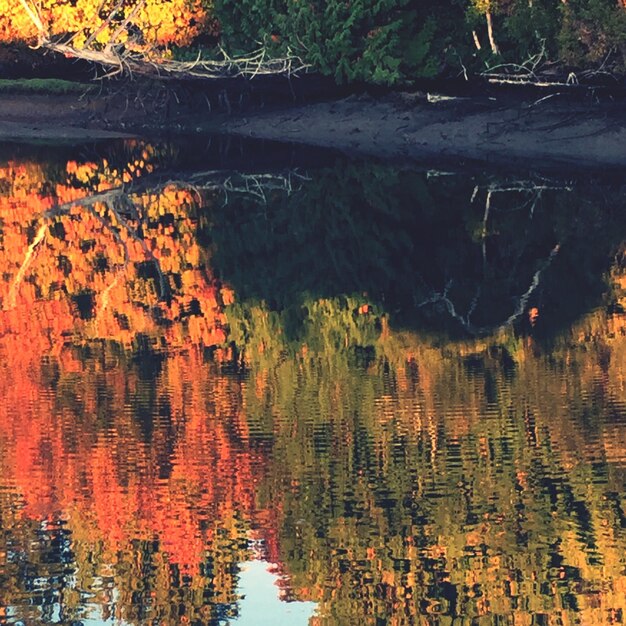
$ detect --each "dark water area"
[1,136,626,625]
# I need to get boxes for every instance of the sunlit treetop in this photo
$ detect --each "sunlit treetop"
[1,0,217,50]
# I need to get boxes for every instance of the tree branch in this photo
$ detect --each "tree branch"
[6,222,47,309]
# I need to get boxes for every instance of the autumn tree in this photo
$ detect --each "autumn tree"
[5,0,215,49]
[9,0,306,79]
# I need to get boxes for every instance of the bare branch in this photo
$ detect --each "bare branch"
[83,0,124,49]
[497,243,560,330]
[42,40,309,81]
[482,190,492,270]
[414,240,559,337]
[107,0,147,46]
[6,222,47,309]
[17,0,47,39]
[97,273,122,320]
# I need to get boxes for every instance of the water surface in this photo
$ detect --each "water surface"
[1,138,626,625]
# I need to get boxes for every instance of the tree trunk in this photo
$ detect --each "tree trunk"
[472,30,482,50]
[486,11,499,55]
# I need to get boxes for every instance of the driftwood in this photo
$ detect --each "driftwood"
[479,44,622,92]
[42,41,310,80]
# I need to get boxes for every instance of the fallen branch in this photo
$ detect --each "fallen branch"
[482,74,577,88]
[18,0,309,80]
[52,40,308,80]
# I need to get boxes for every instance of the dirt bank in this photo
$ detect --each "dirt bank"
[2,89,626,169]
[220,93,626,169]
[0,93,133,140]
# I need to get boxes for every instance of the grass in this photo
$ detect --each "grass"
[0,78,96,95]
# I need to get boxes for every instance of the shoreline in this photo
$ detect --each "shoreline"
[0,93,134,141]
[1,91,626,170]
[219,94,626,170]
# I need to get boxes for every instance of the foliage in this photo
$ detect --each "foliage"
[4,143,626,624]
[4,254,626,624]
[211,0,626,84]
[500,0,561,62]
[4,0,626,84]
[4,0,626,85]
[466,0,562,62]
[0,141,229,355]
[213,0,457,84]
[0,0,216,49]
[558,0,626,66]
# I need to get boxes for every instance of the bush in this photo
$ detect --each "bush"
[214,0,459,85]
[558,0,626,67]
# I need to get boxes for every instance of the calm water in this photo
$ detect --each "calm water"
[1,138,626,625]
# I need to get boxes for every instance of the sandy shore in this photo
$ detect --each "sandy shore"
[1,91,626,169]
[221,93,626,169]
[0,93,133,141]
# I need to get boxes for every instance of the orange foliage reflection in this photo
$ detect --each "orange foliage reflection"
[0,346,276,624]
[0,144,229,366]
[0,147,252,622]
[0,348,264,571]
[4,149,626,626]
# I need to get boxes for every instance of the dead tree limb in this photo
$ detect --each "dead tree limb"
[18,1,309,81]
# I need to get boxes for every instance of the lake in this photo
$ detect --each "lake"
[1,137,625,625]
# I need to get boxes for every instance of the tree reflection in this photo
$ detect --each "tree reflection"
[1,145,626,624]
